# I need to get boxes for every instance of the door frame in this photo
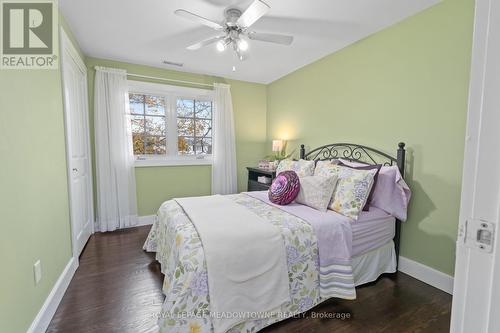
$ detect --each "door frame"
[451,0,500,332]
[60,27,94,260]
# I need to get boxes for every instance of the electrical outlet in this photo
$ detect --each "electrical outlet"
[33,260,42,285]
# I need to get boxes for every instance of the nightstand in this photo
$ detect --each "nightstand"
[247,167,276,191]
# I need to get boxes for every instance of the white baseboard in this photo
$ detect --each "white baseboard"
[398,256,454,294]
[27,256,78,333]
[136,215,155,227]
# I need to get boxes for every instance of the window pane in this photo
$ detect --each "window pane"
[129,93,144,114]
[144,136,166,155]
[177,99,194,117]
[178,136,195,155]
[132,134,144,155]
[145,95,166,115]
[195,100,212,119]
[177,118,194,136]
[145,116,166,136]
[195,119,212,138]
[131,115,144,134]
[196,138,212,154]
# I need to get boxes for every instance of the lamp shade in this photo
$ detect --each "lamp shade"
[272,140,283,152]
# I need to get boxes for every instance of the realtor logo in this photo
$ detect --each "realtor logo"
[1,0,58,69]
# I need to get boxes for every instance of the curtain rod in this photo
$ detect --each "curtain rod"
[126,72,214,88]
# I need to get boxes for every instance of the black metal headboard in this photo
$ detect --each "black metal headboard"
[300,142,406,267]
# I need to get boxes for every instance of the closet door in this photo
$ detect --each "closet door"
[61,28,93,258]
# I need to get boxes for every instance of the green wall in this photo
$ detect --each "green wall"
[85,58,267,216]
[135,166,212,215]
[266,0,474,275]
[231,79,268,192]
[0,14,82,333]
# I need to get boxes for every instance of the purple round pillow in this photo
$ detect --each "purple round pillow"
[268,170,300,205]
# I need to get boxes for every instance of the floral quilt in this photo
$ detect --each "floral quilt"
[144,194,343,333]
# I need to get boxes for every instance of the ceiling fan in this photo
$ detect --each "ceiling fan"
[174,0,294,61]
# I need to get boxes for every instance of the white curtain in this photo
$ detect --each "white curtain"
[212,83,237,194]
[94,66,137,232]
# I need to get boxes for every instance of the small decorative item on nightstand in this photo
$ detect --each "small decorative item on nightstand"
[247,167,276,191]
[258,160,270,169]
[265,140,295,169]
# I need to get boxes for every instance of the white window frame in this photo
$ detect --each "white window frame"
[127,80,214,167]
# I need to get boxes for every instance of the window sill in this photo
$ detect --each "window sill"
[134,157,212,167]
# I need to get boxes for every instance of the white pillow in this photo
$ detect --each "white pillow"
[295,175,338,212]
[276,159,315,177]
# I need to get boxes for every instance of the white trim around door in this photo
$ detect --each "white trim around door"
[451,0,500,332]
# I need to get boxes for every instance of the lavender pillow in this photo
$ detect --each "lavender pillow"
[371,166,411,221]
[268,171,300,205]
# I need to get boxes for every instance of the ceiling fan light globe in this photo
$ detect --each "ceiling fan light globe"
[216,40,226,52]
[237,39,249,51]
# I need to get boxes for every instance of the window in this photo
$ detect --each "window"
[130,94,167,155]
[127,81,214,166]
[177,99,212,155]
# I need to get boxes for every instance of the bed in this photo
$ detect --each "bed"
[144,142,408,333]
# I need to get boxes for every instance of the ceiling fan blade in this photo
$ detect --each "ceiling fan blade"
[174,9,224,30]
[237,0,270,28]
[247,32,293,45]
[187,36,224,50]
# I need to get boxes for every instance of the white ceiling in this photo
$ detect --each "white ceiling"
[60,0,440,84]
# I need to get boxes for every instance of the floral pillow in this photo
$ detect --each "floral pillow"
[276,159,315,177]
[316,164,377,220]
[314,160,339,175]
[338,161,382,211]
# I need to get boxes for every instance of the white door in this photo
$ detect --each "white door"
[60,28,93,258]
[451,0,500,332]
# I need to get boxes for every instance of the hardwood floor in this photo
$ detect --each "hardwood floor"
[47,226,452,333]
